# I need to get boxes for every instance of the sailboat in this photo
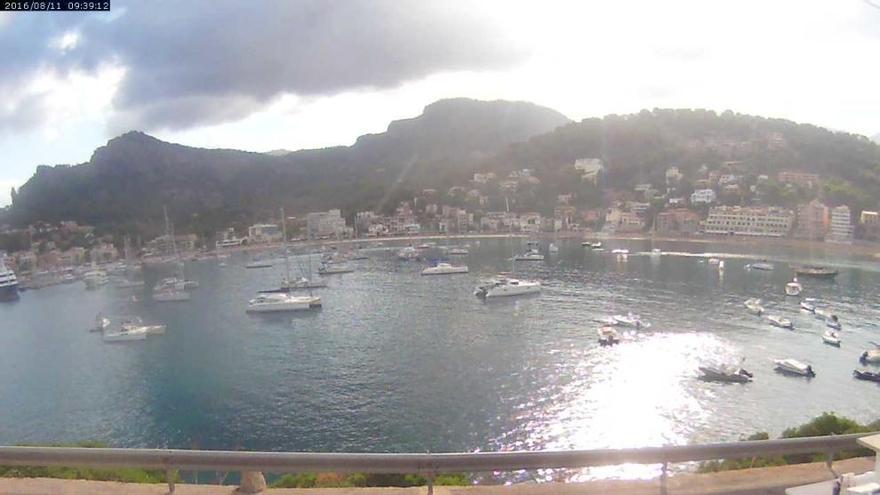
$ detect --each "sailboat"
[260,208,327,293]
[153,207,191,302]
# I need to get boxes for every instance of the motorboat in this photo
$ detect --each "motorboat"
[582,241,603,249]
[708,257,721,265]
[119,317,166,336]
[421,262,469,275]
[474,276,541,298]
[698,363,753,383]
[102,326,148,342]
[447,247,469,255]
[767,315,793,329]
[800,300,816,312]
[785,278,803,296]
[83,270,109,289]
[744,298,764,316]
[611,248,629,255]
[182,279,199,290]
[93,314,110,332]
[318,263,354,274]
[853,370,880,382]
[774,358,815,377]
[747,261,775,271]
[397,246,421,261]
[549,243,559,254]
[153,289,191,302]
[793,265,838,279]
[650,248,662,256]
[826,314,842,330]
[416,242,436,250]
[259,277,327,293]
[610,313,649,329]
[246,293,312,312]
[245,258,273,269]
[514,249,544,261]
[821,330,841,347]
[860,347,880,365]
[0,257,20,302]
[597,326,620,346]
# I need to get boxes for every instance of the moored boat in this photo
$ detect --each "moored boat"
[611,248,629,255]
[785,278,803,296]
[853,370,880,382]
[0,257,20,302]
[698,364,753,383]
[610,313,649,328]
[597,326,620,346]
[747,261,775,271]
[793,265,838,279]
[421,262,469,275]
[744,298,764,316]
[767,315,793,329]
[246,293,312,312]
[800,300,816,312]
[474,276,541,298]
[821,330,841,347]
[513,249,544,261]
[774,358,815,377]
[860,347,880,365]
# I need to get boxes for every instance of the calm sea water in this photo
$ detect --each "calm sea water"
[1,238,879,477]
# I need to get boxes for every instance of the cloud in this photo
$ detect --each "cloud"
[0,0,527,133]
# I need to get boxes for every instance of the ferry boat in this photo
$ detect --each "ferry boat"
[0,257,19,301]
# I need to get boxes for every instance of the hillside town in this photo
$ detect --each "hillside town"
[2,156,878,284]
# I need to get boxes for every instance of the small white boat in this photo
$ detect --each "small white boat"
[114,278,145,289]
[474,277,541,298]
[821,330,841,347]
[245,257,273,269]
[246,293,312,312]
[744,298,764,316]
[747,261,775,271]
[708,258,721,265]
[260,277,327,292]
[597,326,620,346]
[698,362,753,383]
[611,248,629,255]
[102,327,148,342]
[318,263,354,274]
[800,300,816,312]
[774,358,815,377]
[513,249,544,261]
[767,315,793,329]
[92,314,110,333]
[421,262,469,275]
[416,242,435,250]
[785,278,803,296]
[860,346,880,364]
[153,284,191,302]
[397,246,420,261]
[548,243,559,253]
[610,313,649,329]
[825,314,842,330]
[650,248,662,256]
[583,241,603,249]
[447,247,469,255]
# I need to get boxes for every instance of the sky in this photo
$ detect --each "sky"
[1,0,880,205]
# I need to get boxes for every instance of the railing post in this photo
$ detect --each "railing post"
[826,450,838,477]
[427,473,434,495]
[238,470,267,494]
[165,467,175,494]
[660,461,669,495]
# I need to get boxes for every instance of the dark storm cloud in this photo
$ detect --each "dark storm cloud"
[0,0,525,131]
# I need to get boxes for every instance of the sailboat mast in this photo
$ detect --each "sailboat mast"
[281,207,291,283]
[164,206,183,279]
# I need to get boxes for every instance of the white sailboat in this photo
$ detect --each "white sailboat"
[153,206,191,302]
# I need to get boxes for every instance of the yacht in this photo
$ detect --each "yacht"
[767,315,793,329]
[582,241,602,249]
[421,262,469,275]
[246,293,313,312]
[785,279,803,296]
[821,330,841,347]
[397,246,421,261]
[793,265,838,279]
[611,248,629,255]
[83,270,109,289]
[259,277,327,293]
[597,326,620,346]
[153,206,193,302]
[0,257,19,302]
[698,363,753,383]
[610,313,649,328]
[800,300,816,312]
[774,358,815,377]
[102,326,148,342]
[514,249,544,261]
[747,261,775,271]
[744,298,764,316]
[474,276,541,298]
[859,346,880,365]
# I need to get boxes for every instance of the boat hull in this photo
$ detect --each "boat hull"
[0,284,20,301]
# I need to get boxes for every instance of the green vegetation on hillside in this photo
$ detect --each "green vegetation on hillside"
[0,442,174,483]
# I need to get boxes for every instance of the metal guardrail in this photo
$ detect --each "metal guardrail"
[0,432,875,493]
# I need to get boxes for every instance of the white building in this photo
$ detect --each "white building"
[690,189,717,205]
[574,158,604,184]
[306,209,348,239]
[828,205,853,244]
[666,166,683,184]
[704,206,794,237]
